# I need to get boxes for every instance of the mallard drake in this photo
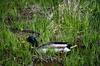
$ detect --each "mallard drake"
[27,36,77,66]
[27,36,77,53]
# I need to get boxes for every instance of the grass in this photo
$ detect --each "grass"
[0,0,100,66]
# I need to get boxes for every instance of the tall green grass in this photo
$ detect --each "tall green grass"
[0,0,100,66]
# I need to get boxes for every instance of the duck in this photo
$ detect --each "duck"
[26,35,77,53]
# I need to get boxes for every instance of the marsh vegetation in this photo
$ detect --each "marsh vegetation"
[0,0,100,66]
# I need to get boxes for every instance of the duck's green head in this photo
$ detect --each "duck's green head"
[27,36,38,47]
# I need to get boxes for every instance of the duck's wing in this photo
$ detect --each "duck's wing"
[37,42,69,48]
[37,47,71,53]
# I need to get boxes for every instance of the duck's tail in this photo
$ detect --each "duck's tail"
[70,45,77,49]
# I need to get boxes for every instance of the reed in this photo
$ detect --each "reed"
[0,0,100,66]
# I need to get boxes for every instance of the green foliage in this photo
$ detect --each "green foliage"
[0,0,100,66]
